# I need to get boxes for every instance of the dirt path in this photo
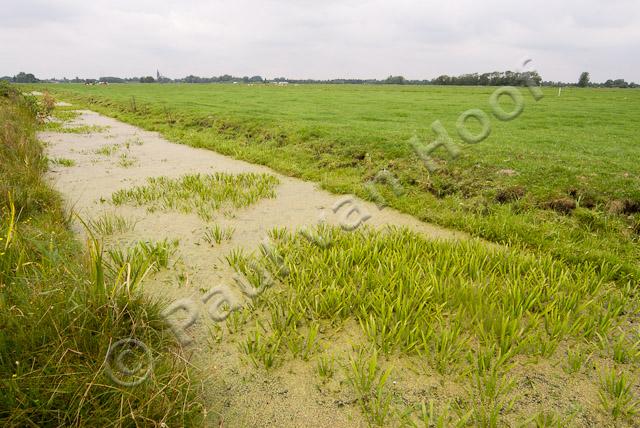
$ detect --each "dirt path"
[41,109,464,427]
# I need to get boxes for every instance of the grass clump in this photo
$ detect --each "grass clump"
[95,143,120,156]
[49,156,76,167]
[51,107,80,122]
[316,353,335,379]
[564,348,591,374]
[203,224,235,245]
[102,238,178,291]
[346,349,393,426]
[86,212,137,236]
[41,121,108,134]
[412,400,471,428]
[125,136,144,147]
[0,82,202,426]
[117,151,138,168]
[112,172,279,220]
[240,325,281,370]
[598,368,638,421]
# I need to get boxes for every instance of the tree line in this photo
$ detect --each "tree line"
[2,70,637,88]
[431,71,543,86]
[576,71,637,88]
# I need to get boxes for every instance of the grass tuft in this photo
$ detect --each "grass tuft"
[86,212,137,236]
[203,224,235,245]
[49,156,76,167]
[112,172,279,220]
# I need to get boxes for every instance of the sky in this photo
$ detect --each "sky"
[2,0,639,83]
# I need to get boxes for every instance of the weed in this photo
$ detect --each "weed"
[203,224,235,245]
[125,136,144,146]
[225,248,248,270]
[430,321,468,374]
[104,239,178,291]
[598,368,638,421]
[207,323,224,345]
[226,308,252,334]
[51,108,80,122]
[40,91,56,119]
[49,157,76,167]
[469,365,516,427]
[317,353,335,379]
[565,348,591,374]
[346,349,393,426]
[268,226,289,241]
[240,324,281,369]
[112,173,279,220]
[86,212,136,236]
[527,410,575,427]
[41,121,108,134]
[117,151,138,168]
[95,143,120,156]
[611,331,640,364]
[416,400,470,428]
[284,322,319,360]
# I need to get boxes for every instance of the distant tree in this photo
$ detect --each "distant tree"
[12,72,39,83]
[432,75,451,85]
[613,79,629,88]
[578,72,590,87]
[602,79,630,88]
[525,71,542,86]
[140,76,155,83]
[384,75,406,84]
[430,71,541,87]
[249,75,264,83]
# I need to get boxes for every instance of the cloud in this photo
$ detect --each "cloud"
[1,0,638,82]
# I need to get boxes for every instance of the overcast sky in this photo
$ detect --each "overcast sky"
[2,0,639,82]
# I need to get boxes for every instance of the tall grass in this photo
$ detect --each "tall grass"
[0,83,203,426]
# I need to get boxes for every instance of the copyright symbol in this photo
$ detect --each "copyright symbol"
[104,338,153,387]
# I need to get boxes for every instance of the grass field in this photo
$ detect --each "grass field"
[42,83,640,282]
[14,82,640,426]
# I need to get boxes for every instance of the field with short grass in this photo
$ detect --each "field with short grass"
[42,83,640,281]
